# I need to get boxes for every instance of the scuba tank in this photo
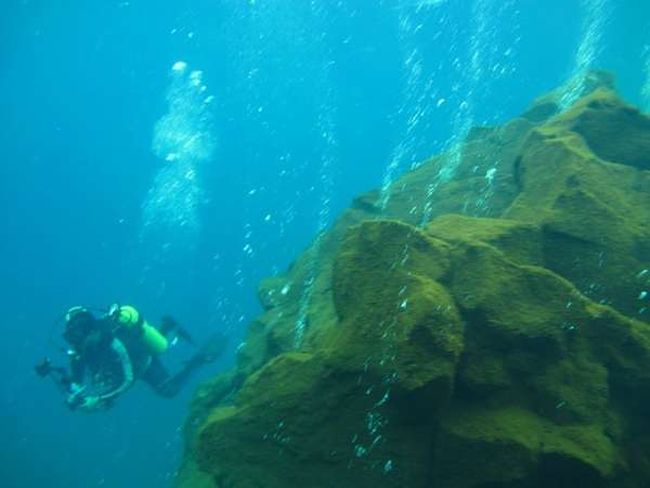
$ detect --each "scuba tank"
[108,304,169,355]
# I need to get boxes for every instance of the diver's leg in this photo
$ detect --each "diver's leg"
[143,356,205,398]
[142,357,177,398]
[144,334,228,398]
[160,356,207,396]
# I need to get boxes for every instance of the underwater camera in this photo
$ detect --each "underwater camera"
[34,357,52,377]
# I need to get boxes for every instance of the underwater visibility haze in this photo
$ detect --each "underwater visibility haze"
[1,0,650,487]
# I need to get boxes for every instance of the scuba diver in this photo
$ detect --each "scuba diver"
[35,304,227,412]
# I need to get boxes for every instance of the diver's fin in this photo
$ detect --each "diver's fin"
[159,315,178,335]
[184,332,228,365]
[176,326,195,346]
[160,315,196,345]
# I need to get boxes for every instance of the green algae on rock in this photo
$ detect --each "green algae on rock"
[177,74,650,488]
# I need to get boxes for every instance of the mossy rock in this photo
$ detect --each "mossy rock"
[504,120,650,319]
[330,220,463,392]
[237,206,378,376]
[175,460,215,488]
[376,115,534,225]
[581,304,650,411]
[433,406,623,488]
[179,73,650,488]
[560,88,650,170]
[194,221,466,488]
[426,215,544,266]
[196,353,438,488]
[520,70,616,123]
[449,241,579,359]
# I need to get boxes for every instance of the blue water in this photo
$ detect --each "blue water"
[1,1,648,487]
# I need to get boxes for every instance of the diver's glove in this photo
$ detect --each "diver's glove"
[65,383,87,410]
[66,390,105,412]
[76,395,104,412]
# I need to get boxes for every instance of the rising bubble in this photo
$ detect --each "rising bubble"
[141,61,216,257]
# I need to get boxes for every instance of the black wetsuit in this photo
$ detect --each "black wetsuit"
[67,325,201,410]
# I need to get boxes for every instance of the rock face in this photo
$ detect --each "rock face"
[177,74,650,488]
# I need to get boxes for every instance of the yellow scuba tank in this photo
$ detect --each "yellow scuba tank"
[113,305,168,355]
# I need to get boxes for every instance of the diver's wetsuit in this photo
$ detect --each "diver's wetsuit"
[68,324,204,409]
[69,336,136,407]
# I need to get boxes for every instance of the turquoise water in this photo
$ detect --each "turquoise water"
[0,1,648,487]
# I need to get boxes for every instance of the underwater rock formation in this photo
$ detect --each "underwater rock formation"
[177,73,650,488]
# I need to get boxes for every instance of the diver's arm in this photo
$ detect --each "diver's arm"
[63,354,86,404]
[69,354,85,385]
[97,338,134,402]
[77,338,134,411]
